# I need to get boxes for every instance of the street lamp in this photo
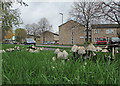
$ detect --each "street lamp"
[59,13,63,45]
[59,13,63,25]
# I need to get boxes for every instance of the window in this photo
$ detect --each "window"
[94,38,98,42]
[94,29,99,34]
[106,29,114,34]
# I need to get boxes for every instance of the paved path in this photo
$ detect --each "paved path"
[36,45,72,48]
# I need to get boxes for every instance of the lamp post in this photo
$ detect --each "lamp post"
[59,13,63,45]
[59,13,63,25]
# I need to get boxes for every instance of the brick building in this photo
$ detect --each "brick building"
[91,24,120,44]
[59,20,85,45]
[38,31,59,44]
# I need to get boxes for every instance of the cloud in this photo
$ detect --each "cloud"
[12,2,73,33]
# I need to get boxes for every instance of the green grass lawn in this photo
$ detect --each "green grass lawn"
[2,44,120,84]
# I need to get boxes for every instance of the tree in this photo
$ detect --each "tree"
[69,2,103,42]
[25,24,32,35]
[1,0,28,40]
[15,28,27,43]
[30,23,40,40]
[4,28,14,39]
[38,17,52,33]
[101,2,120,25]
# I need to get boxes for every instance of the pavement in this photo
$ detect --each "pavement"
[36,45,72,48]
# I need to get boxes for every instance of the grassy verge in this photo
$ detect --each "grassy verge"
[2,44,120,84]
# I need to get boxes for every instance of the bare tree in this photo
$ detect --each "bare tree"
[101,2,120,25]
[69,2,103,42]
[30,23,40,40]
[25,24,32,35]
[38,17,52,33]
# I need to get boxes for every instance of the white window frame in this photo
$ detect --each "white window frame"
[106,29,114,34]
[94,29,99,34]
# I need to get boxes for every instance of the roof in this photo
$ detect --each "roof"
[42,31,59,36]
[91,24,120,29]
[58,20,84,27]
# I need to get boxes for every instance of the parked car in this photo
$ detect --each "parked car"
[96,37,107,45]
[50,41,56,44]
[109,37,120,44]
[43,41,50,45]
[24,38,36,45]
[56,42,59,44]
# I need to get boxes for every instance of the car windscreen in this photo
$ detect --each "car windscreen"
[112,37,119,40]
[98,38,106,41]
[26,38,34,41]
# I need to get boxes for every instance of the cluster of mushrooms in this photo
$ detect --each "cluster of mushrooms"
[52,48,69,62]
[27,45,44,53]
[52,43,119,62]
[0,45,44,53]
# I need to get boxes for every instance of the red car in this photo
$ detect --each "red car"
[96,37,107,45]
[56,42,59,44]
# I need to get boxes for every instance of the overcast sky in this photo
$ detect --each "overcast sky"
[12,1,74,33]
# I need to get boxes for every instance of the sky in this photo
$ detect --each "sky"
[12,1,74,33]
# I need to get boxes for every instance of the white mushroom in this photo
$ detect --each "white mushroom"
[54,48,60,54]
[71,45,78,52]
[101,49,109,53]
[52,57,56,62]
[77,46,86,55]
[57,51,64,59]
[105,46,108,49]
[96,46,102,52]
[29,49,34,53]
[34,50,39,53]
[63,50,68,59]
[39,47,44,51]
[32,45,35,49]
[71,45,78,58]
[86,43,96,52]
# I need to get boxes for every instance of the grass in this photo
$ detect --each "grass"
[2,44,120,84]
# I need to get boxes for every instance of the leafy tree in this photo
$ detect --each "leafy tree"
[1,0,28,40]
[15,28,27,43]
[4,28,14,39]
